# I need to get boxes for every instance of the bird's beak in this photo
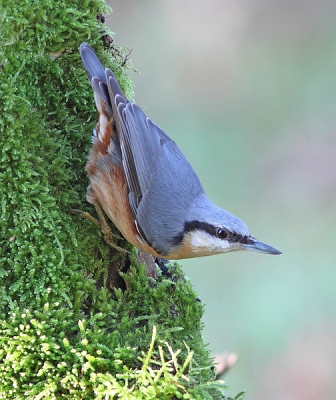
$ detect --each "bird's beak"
[245,238,282,255]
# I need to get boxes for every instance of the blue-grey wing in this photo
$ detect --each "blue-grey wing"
[116,103,205,254]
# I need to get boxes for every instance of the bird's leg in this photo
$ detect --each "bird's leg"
[71,205,128,254]
[93,202,124,242]
[70,209,102,229]
[71,187,128,254]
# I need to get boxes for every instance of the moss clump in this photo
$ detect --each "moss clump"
[0,265,226,399]
[0,0,242,398]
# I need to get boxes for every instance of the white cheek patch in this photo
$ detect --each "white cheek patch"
[189,230,231,254]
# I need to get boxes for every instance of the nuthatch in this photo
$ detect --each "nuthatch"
[78,43,281,259]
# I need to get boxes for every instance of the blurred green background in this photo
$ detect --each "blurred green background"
[106,1,336,398]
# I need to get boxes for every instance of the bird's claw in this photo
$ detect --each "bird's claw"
[70,207,128,254]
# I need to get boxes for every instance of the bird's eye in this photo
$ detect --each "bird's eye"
[216,228,228,239]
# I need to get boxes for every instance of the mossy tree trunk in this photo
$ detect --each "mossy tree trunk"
[0,1,243,399]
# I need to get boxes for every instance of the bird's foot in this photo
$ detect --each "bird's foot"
[70,206,129,254]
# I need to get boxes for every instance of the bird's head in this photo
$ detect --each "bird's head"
[175,195,281,258]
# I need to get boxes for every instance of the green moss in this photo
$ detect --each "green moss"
[0,0,242,398]
[0,266,227,399]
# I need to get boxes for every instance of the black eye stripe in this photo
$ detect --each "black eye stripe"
[170,221,253,246]
[184,221,217,237]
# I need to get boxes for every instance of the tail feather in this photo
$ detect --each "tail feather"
[105,68,124,99]
[91,77,110,107]
[80,42,106,83]
[80,42,127,107]
[80,42,129,135]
